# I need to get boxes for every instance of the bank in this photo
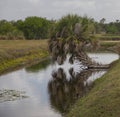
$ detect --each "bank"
[0,40,49,75]
[66,60,120,117]
[95,34,120,41]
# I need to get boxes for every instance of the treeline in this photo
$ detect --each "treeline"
[0,15,120,40]
[95,18,120,35]
[0,16,52,40]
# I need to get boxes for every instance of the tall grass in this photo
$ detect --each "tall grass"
[0,40,48,74]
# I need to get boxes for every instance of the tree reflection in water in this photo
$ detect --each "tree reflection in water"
[48,67,94,114]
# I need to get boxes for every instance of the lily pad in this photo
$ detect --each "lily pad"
[0,89,28,103]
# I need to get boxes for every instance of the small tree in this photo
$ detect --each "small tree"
[20,16,51,39]
[0,20,24,40]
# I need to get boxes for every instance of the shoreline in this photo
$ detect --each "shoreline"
[0,52,49,76]
[66,59,120,117]
[0,40,119,117]
[0,40,49,76]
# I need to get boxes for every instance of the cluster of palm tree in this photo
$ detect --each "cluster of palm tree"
[49,14,98,66]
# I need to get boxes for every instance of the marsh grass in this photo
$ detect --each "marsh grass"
[95,34,120,41]
[0,40,48,74]
[66,60,120,117]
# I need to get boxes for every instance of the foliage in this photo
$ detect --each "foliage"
[1,15,120,40]
[50,14,95,40]
[95,18,120,35]
[18,16,51,39]
[49,14,97,65]
[0,17,51,40]
[0,20,24,40]
[105,23,119,34]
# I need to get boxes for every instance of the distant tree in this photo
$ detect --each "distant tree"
[0,20,24,39]
[100,18,106,24]
[105,22,119,34]
[0,20,15,34]
[20,16,51,39]
[15,20,24,31]
[94,22,101,33]
[99,18,106,33]
[116,20,119,23]
[114,21,120,34]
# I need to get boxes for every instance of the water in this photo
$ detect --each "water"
[88,52,119,64]
[0,53,119,117]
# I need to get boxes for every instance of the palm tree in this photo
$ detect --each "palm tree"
[49,14,97,66]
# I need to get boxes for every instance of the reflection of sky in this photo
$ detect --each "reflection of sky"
[88,53,119,64]
[0,65,61,117]
[0,52,118,117]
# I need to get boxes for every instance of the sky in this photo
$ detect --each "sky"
[0,0,120,22]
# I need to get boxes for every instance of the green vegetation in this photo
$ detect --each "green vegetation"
[49,14,97,65]
[66,60,120,117]
[16,17,51,39]
[100,41,120,48]
[0,14,120,116]
[50,14,95,41]
[98,41,120,57]
[1,15,120,40]
[0,40,48,74]
[26,59,51,72]
[0,17,51,40]
[95,18,120,35]
[95,34,120,40]
[0,20,25,40]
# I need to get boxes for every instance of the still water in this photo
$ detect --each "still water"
[0,53,119,117]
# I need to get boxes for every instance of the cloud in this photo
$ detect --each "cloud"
[0,0,120,22]
[28,0,39,3]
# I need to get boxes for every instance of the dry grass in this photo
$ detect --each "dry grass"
[0,40,48,50]
[0,40,48,74]
[95,34,120,41]
[0,40,48,60]
[98,41,120,52]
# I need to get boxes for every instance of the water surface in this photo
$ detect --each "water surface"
[0,53,119,117]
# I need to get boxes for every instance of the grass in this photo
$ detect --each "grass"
[66,60,120,117]
[95,34,120,41]
[97,41,120,52]
[0,40,48,74]
[100,41,120,48]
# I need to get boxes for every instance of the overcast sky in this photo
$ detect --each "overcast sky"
[0,0,120,22]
